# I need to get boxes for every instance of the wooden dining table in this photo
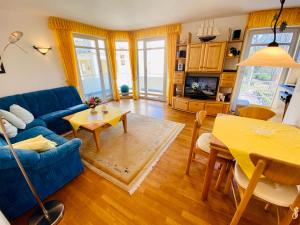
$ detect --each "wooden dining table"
[201,114,300,201]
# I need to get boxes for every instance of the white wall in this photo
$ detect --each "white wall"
[0,10,66,97]
[181,15,248,43]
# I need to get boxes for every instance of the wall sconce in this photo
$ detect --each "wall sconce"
[33,46,52,55]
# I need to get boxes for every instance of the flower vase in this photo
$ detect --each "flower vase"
[90,107,97,114]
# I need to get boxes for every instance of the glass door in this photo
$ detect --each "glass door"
[138,39,167,100]
[73,35,113,101]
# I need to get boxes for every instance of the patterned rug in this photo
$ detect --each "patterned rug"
[66,113,185,194]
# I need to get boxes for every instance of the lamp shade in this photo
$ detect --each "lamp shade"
[238,46,300,68]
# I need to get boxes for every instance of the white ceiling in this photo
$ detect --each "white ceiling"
[2,0,300,30]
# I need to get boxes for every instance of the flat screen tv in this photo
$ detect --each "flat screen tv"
[184,75,219,100]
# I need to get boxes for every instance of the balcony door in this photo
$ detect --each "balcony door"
[138,38,167,100]
[73,34,113,101]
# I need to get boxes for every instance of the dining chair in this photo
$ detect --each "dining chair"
[239,105,276,121]
[185,111,234,191]
[230,153,300,225]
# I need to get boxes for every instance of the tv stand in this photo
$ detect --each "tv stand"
[172,97,230,116]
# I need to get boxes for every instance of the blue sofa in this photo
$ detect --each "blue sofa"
[0,86,88,134]
[0,86,87,219]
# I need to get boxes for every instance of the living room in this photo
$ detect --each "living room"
[1,0,300,225]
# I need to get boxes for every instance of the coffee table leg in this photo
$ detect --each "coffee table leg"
[72,128,78,138]
[122,114,127,133]
[93,128,101,152]
[201,147,217,201]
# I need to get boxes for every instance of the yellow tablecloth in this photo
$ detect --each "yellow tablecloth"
[213,115,300,178]
[69,105,126,131]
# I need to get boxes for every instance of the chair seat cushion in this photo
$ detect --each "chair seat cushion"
[196,132,211,153]
[66,104,88,114]
[234,163,298,207]
[196,132,233,160]
[39,110,71,123]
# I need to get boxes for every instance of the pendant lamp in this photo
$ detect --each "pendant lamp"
[238,0,300,68]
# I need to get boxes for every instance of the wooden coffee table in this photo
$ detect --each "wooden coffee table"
[63,110,130,152]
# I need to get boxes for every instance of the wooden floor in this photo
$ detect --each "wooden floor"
[13,99,278,225]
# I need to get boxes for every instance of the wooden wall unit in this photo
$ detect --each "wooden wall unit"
[186,42,226,73]
[172,97,230,116]
[172,33,237,116]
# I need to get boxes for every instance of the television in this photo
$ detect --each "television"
[184,75,219,99]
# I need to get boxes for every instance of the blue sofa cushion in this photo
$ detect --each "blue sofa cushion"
[26,119,47,130]
[10,126,53,144]
[38,110,72,123]
[0,95,28,111]
[52,86,83,109]
[67,104,88,113]
[22,90,62,117]
[0,137,7,147]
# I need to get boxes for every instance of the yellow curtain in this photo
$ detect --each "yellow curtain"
[166,33,178,105]
[107,32,120,101]
[128,32,138,100]
[247,7,300,29]
[52,29,79,90]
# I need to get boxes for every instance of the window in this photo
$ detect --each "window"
[73,35,112,101]
[236,28,299,107]
[137,39,167,100]
[115,41,132,92]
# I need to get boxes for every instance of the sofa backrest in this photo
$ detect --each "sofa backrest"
[0,86,83,117]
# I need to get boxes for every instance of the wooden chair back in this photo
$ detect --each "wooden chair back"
[191,111,207,148]
[231,153,300,225]
[239,106,276,121]
[250,153,300,185]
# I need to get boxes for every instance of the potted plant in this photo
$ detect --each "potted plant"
[120,84,129,96]
[85,96,101,114]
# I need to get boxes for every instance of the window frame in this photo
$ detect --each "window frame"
[137,37,167,101]
[233,27,300,108]
[73,33,113,101]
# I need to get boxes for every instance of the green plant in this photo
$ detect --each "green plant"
[120,85,129,93]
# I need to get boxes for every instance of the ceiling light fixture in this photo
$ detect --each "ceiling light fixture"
[238,0,300,68]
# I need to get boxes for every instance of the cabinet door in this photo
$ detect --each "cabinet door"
[205,103,224,116]
[203,42,226,72]
[186,44,205,71]
[173,98,189,111]
[189,101,205,112]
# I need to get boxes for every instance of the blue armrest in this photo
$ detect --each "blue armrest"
[0,148,40,170]
[37,138,82,168]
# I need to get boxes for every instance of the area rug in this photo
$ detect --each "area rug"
[67,113,184,194]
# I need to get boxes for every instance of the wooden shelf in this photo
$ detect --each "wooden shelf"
[176,57,186,60]
[227,40,244,43]
[176,43,187,47]
[225,56,240,59]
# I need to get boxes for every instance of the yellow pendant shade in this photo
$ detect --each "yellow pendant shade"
[238,46,300,68]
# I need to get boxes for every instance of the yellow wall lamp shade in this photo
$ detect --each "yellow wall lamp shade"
[238,46,300,68]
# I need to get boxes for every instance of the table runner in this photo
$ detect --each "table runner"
[213,115,300,178]
[69,105,125,131]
